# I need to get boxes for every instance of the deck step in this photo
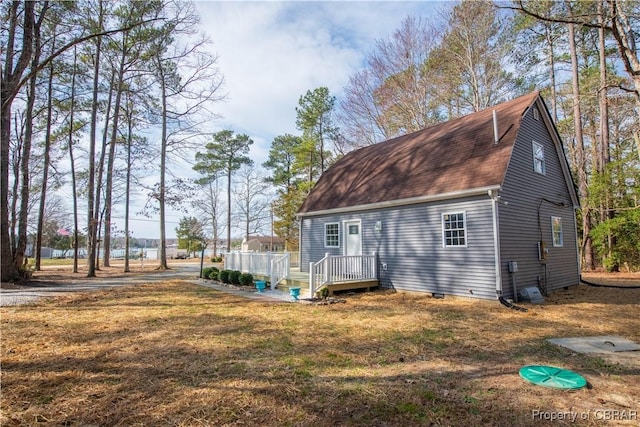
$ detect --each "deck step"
[244,271,377,298]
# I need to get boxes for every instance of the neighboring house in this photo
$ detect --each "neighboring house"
[297,92,580,301]
[241,236,285,252]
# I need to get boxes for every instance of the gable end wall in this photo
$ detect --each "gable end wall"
[499,105,580,299]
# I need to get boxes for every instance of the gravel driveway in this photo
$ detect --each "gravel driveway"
[0,264,202,307]
[1,264,295,306]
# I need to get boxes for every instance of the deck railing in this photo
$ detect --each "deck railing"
[309,252,377,296]
[270,253,290,290]
[223,251,291,287]
[288,251,300,268]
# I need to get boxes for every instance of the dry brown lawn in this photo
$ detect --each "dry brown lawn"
[1,270,639,426]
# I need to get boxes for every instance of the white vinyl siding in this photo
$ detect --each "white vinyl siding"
[442,212,467,247]
[551,216,563,247]
[324,223,340,248]
[532,141,546,175]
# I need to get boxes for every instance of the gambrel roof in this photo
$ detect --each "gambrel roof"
[299,91,576,216]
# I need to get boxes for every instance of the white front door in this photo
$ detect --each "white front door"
[344,220,362,256]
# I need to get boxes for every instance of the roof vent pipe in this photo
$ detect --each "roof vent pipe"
[493,110,499,144]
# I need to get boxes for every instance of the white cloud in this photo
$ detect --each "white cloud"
[193,1,442,165]
[122,1,444,239]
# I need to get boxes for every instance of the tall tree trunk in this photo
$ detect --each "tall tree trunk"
[568,12,594,270]
[92,71,115,271]
[208,181,219,257]
[607,1,640,115]
[69,47,79,273]
[545,25,558,123]
[598,1,616,271]
[86,0,104,277]
[124,94,134,273]
[15,8,45,270]
[1,1,34,282]
[103,43,127,268]
[35,34,56,271]
[10,114,24,257]
[226,167,232,252]
[157,56,169,270]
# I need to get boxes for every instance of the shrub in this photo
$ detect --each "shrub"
[201,267,213,279]
[210,256,223,263]
[208,270,219,280]
[229,270,241,285]
[201,266,221,280]
[219,270,231,283]
[239,273,253,286]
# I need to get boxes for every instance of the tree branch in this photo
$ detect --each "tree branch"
[501,1,607,30]
[3,17,161,110]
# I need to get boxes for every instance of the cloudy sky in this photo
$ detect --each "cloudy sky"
[194,1,443,163]
[126,0,445,239]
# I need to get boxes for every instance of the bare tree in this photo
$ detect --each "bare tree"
[34,30,56,271]
[509,0,640,123]
[192,172,225,258]
[233,165,272,241]
[194,130,253,253]
[338,15,440,147]
[102,1,160,267]
[436,0,520,113]
[567,5,594,269]
[149,0,224,269]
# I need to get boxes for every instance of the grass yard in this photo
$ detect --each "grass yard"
[1,274,639,426]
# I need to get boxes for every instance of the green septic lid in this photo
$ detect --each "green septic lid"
[519,365,587,390]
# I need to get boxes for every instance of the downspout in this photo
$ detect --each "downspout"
[489,190,502,296]
[573,206,581,282]
[298,217,303,271]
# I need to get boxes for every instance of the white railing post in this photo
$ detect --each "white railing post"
[269,260,276,290]
[324,252,331,285]
[285,253,290,278]
[309,261,316,295]
[266,252,272,277]
[270,259,276,291]
[372,251,377,279]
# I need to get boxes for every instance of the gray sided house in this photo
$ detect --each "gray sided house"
[297,92,580,301]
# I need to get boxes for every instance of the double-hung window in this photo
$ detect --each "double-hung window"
[442,212,467,247]
[532,141,546,175]
[551,216,563,247]
[325,223,339,248]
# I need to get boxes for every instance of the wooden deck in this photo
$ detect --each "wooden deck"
[253,268,378,298]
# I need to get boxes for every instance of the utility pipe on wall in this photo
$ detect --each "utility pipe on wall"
[493,110,499,144]
[488,189,502,295]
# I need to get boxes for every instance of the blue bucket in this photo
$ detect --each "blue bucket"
[255,281,266,292]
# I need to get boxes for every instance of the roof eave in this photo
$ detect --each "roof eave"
[297,185,502,218]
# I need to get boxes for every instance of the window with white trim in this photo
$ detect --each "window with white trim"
[551,216,563,247]
[324,223,339,248]
[533,107,540,121]
[442,212,467,247]
[532,141,546,175]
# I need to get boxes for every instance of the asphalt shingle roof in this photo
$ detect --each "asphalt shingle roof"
[298,91,540,214]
